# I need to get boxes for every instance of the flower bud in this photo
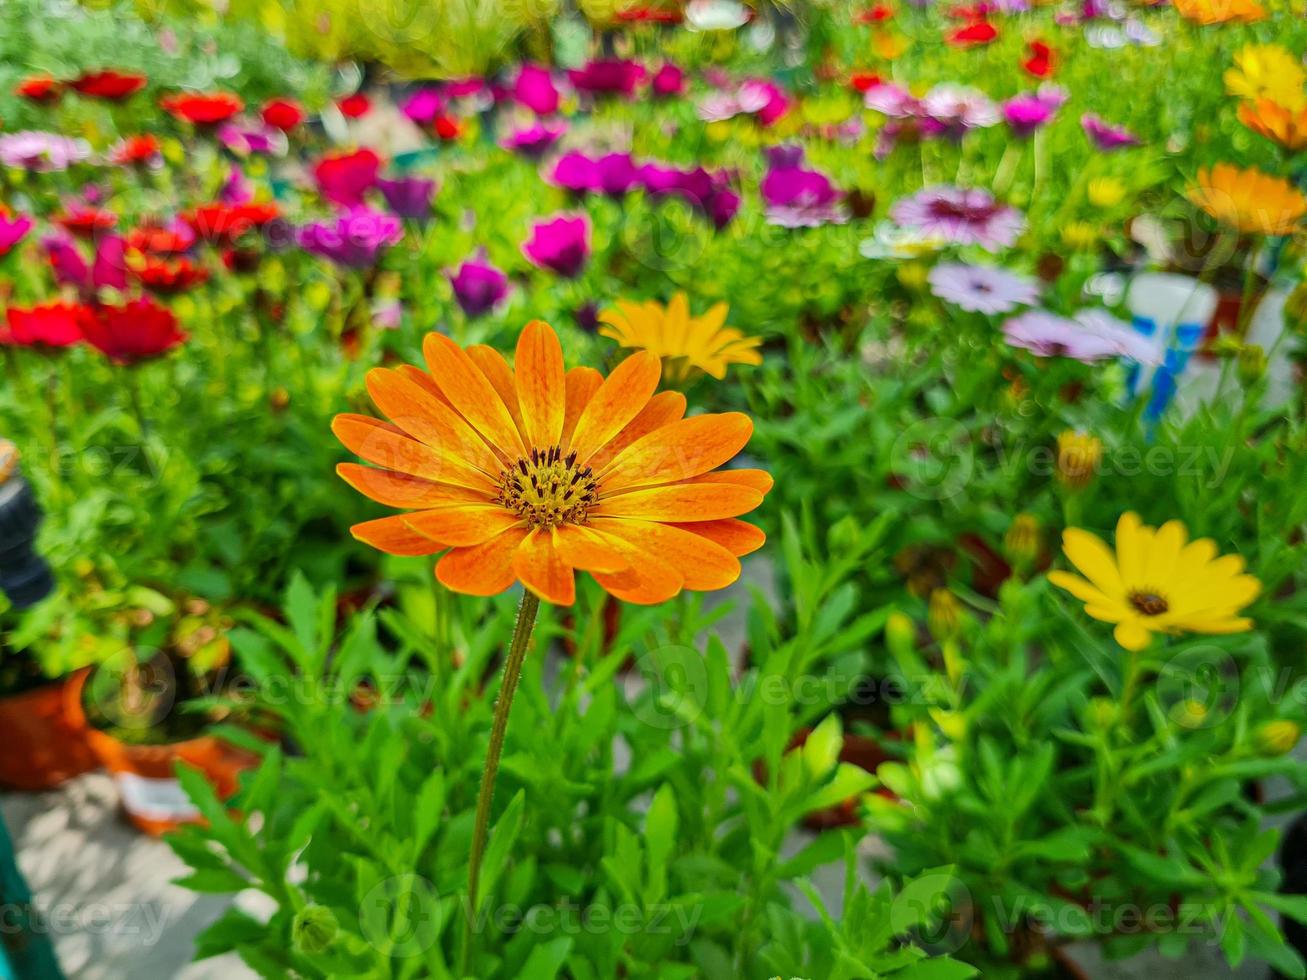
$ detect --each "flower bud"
[1004,512,1041,571]
[1254,720,1301,756]
[927,589,962,643]
[1055,430,1102,490]
[1238,344,1267,386]
[292,905,339,954]
[885,612,917,662]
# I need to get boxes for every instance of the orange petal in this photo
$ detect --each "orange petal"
[514,320,565,449]
[436,527,530,596]
[513,528,576,605]
[595,484,762,522]
[589,390,687,473]
[684,468,774,495]
[467,345,523,437]
[365,368,504,477]
[351,515,447,555]
[333,414,488,489]
[405,505,523,547]
[423,332,526,459]
[551,524,631,573]
[592,557,683,605]
[597,413,753,492]
[336,463,488,508]
[562,366,603,447]
[568,350,661,464]
[398,364,452,407]
[669,519,766,557]
[593,519,740,591]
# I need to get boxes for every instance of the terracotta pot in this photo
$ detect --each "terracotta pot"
[0,668,98,791]
[72,672,257,836]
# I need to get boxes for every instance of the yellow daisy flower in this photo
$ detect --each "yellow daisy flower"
[599,293,762,383]
[1189,164,1307,236]
[1238,98,1307,152]
[1087,177,1126,209]
[1049,513,1260,652]
[1224,44,1306,111]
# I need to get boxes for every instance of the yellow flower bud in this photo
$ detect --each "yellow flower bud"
[1087,177,1127,208]
[1060,221,1100,251]
[1086,697,1118,730]
[1056,431,1103,490]
[1004,512,1042,570]
[1238,343,1268,385]
[885,612,918,662]
[897,262,929,290]
[1254,720,1301,756]
[927,589,962,642]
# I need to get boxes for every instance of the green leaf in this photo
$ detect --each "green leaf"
[517,936,573,980]
[412,769,446,859]
[476,790,525,913]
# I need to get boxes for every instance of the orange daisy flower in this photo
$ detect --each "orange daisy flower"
[333,320,769,606]
[1239,99,1307,152]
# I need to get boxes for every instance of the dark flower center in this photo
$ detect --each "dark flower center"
[1129,591,1169,617]
[929,199,1000,223]
[496,446,599,529]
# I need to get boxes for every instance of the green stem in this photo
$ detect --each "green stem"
[458,589,541,977]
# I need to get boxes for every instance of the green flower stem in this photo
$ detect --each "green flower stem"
[458,588,540,977]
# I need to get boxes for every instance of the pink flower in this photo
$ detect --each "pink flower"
[1002,308,1160,363]
[1002,86,1067,137]
[651,64,686,97]
[500,121,565,158]
[312,148,382,207]
[513,64,560,115]
[891,186,1025,251]
[1081,113,1140,151]
[568,59,646,99]
[522,214,590,278]
[0,213,33,255]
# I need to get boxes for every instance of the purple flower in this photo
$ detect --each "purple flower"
[637,164,740,228]
[377,176,438,219]
[1081,113,1140,151]
[298,207,403,268]
[761,165,847,227]
[1002,308,1160,363]
[43,234,129,292]
[0,214,33,255]
[448,251,509,317]
[651,64,686,98]
[551,151,599,193]
[221,166,254,205]
[891,187,1025,252]
[500,122,565,158]
[402,89,446,125]
[568,59,646,99]
[1002,86,1067,137]
[513,65,560,115]
[522,214,590,278]
[764,144,806,169]
[0,131,91,171]
[928,262,1041,314]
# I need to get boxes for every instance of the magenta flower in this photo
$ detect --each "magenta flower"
[522,214,590,278]
[312,148,382,208]
[651,64,686,98]
[761,164,847,228]
[864,82,920,118]
[891,187,1025,252]
[500,121,565,158]
[1002,308,1160,362]
[638,164,740,228]
[298,207,402,268]
[928,262,1040,314]
[377,176,438,219]
[402,89,446,124]
[43,234,129,292]
[568,59,646,98]
[448,250,509,317]
[513,64,560,115]
[0,214,33,256]
[217,123,285,157]
[919,85,1000,139]
[1002,86,1067,137]
[1081,113,1140,151]
[549,152,638,197]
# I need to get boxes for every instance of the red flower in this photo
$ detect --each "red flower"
[2,302,86,349]
[184,202,281,246]
[849,71,884,92]
[71,69,147,101]
[127,249,209,294]
[112,135,163,166]
[312,148,381,206]
[336,93,371,118]
[77,298,187,363]
[57,207,119,239]
[855,4,894,22]
[433,115,463,140]
[160,91,244,125]
[127,221,196,257]
[261,98,305,132]
[947,20,998,45]
[615,5,683,22]
[1023,40,1057,78]
[16,74,60,104]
